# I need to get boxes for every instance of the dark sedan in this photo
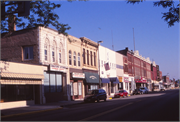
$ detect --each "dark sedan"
[84,89,107,103]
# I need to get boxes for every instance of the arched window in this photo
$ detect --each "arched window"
[59,43,63,63]
[44,44,47,61]
[69,50,72,65]
[59,47,61,63]
[52,41,56,62]
[78,53,80,66]
[44,39,49,61]
[74,52,76,66]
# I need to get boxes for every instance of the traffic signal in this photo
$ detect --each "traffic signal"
[1,3,6,20]
[18,1,30,17]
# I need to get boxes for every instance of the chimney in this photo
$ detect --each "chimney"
[8,14,16,32]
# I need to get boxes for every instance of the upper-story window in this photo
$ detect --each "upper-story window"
[23,46,33,60]
[78,53,80,66]
[94,52,96,66]
[52,47,55,62]
[44,45,47,61]
[74,51,76,66]
[90,51,93,66]
[59,43,63,64]
[69,50,72,65]
[83,48,86,64]
[87,50,89,65]
[52,41,56,62]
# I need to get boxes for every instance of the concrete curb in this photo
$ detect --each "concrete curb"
[60,102,84,107]
[1,107,63,119]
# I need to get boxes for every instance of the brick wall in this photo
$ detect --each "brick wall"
[1,28,39,65]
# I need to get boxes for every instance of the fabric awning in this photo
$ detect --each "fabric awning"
[101,78,110,83]
[0,79,42,85]
[109,77,119,84]
[0,72,44,79]
[84,72,99,84]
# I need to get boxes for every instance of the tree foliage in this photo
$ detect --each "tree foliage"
[127,0,179,27]
[1,0,87,36]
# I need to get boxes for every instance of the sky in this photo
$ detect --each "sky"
[16,0,180,80]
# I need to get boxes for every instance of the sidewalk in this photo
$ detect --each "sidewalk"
[1,100,84,118]
[1,97,114,118]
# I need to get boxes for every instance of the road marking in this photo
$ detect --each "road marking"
[79,102,133,121]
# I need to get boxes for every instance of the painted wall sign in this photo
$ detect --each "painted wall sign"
[135,77,147,83]
[90,76,97,79]
[72,72,85,79]
[50,65,67,72]
[124,77,129,82]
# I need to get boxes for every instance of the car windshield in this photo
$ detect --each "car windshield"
[116,90,123,93]
[87,90,99,95]
[140,88,145,90]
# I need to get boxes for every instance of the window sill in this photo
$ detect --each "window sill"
[23,59,33,61]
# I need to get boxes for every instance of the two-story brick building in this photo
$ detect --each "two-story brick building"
[1,26,69,103]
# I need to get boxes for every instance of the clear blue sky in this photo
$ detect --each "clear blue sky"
[21,1,180,80]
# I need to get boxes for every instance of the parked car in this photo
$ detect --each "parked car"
[160,86,166,91]
[84,89,107,103]
[114,90,128,98]
[132,88,143,95]
[140,87,149,94]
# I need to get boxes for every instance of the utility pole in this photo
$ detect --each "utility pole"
[133,28,135,51]
[111,30,114,51]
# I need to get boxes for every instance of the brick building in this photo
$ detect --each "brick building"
[1,26,69,103]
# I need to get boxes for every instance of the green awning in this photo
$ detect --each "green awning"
[84,72,99,84]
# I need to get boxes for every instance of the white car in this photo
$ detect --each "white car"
[160,87,166,91]
[140,87,149,94]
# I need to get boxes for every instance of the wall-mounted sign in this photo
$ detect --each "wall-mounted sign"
[72,72,85,79]
[50,65,67,72]
[135,77,147,83]
[118,76,123,82]
[124,77,129,83]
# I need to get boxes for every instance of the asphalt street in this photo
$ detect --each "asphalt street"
[1,89,179,121]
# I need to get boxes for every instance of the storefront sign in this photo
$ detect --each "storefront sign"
[118,76,122,82]
[50,65,67,72]
[124,77,129,83]
[72,72,85,79]
[135,77,147,83]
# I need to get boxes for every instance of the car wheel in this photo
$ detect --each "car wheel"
[118,95,120,98]
[123,95,125,98]
[104,98,106,102]
[141,92,143,94]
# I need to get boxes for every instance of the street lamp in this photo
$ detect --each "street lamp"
[97,41,103,88]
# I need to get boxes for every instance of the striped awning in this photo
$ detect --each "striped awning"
[0,79,42,85]
[0,72,44,79]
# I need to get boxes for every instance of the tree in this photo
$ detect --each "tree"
[127,0,179,27]
[1,0,87,36]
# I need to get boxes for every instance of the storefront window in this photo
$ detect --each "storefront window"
[50,72,56,92]
[70,82,73,96]
[44,72,50,93]
[56,73,62,92]
[78,82,82,95]
[1,85,34,102]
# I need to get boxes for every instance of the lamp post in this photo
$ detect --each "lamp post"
[97,41,103,88]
